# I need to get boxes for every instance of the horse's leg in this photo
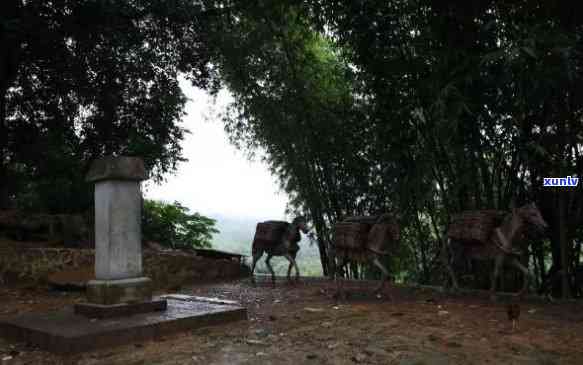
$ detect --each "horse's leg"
[490,254,504,301]
[265,254,276,288]
[284,253,297,284]
[286,259,293,283]
[250,249,263,286]
[372,255,391,300]
[290,253,301,282]
[336,258,347,301]
[511,257,531,297]
[441,239,460,292]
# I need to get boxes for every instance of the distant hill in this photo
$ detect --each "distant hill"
[209,214,323,276]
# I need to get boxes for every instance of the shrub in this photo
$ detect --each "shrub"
[142,200,218,249]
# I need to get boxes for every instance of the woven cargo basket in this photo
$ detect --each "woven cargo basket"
[333,222,370,250]
[447,210,507,245]
[252,221,289,248]
[343,215,379,225]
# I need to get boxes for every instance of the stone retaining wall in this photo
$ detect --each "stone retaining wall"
[0,247,249,288]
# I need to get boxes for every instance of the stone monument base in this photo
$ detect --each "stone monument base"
[0,295,247,354]
[74,299,167,319]
[86,277,153,305]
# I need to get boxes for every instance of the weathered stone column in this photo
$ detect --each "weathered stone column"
[78,156,162,313]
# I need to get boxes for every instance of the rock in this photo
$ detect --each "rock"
[304,307,324,312]
[246,339,267,346]
[427,334,440,342]
[321,321,333,328]
[1,356,13,362]
[364,346,390,357]
[437,310,449,316]
[306,354,318,360]
[256,352,267,356]
[255,329,269,338]
[352,353,368,363]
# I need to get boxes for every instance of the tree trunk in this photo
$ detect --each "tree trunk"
[0,89,9,209]
[559,192,571,299]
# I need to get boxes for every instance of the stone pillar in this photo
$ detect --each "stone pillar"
[76,157,165,316]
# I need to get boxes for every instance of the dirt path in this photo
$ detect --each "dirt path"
[1,279,583,364]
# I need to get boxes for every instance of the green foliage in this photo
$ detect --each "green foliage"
[213,1,583,294]
[142,200,218,249]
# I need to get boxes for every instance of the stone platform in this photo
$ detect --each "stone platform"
[0,295,246,354]
[74,299,168,319]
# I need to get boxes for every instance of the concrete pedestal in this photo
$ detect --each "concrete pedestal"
[79,156,163,317]
[85,277,153,305]
[1,296,247,353]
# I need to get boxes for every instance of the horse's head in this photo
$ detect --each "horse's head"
[376,213,400,241]
[292,216,310,234]
[517,202,548,232]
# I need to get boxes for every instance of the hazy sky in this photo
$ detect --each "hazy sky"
[144,78,288,220]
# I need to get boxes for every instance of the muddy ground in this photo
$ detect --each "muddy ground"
[1,278,583,365]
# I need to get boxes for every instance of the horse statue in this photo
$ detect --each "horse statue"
[250,216,310,286]
[330,213,400,300]
[442,202,548,300]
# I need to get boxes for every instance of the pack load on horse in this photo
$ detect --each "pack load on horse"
[334,214,399,261]
[250,216,309,286]
[447,210,507,246]
[331,213,400,299]
[442,202,548,300]
[252,221,300,249]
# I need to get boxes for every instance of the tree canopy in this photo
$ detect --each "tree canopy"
[0,0,219,212]
[212,0,583,295]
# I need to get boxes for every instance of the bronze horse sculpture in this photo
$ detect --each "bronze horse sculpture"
[250,216,310,286]
[442,202,548,300]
